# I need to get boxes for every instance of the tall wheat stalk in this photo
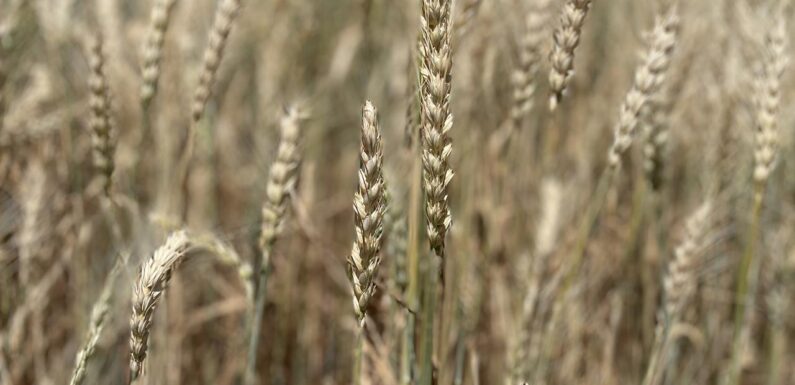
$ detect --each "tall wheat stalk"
[727,12,788,385]
[418,0,454,382]
[244,106,304,385]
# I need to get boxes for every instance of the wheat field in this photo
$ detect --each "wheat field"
[0,0,794,384]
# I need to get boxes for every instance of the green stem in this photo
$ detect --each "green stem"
[244,254,271,385]
[353,328,364,385]
[726,184,765,385]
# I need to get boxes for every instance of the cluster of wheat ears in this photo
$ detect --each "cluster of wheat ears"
[0,0,794,384]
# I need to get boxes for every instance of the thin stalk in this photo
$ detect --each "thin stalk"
[419,257,440,385]
[766,322,786,385]
[244,256,271,385]
[642,323,674,385]
[401,134,423,385]
[726,184,765,385]
[561,166,616,294]
[353,328,364,385]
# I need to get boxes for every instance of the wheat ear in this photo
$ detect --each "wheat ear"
[129,231,190,382]
[191,0,242,123]
[88,35,116,197]
[643,201,712,385]
[245,106,304,385]
[140,0,177,107]
[348,101,387,385]
[69,261,121,385]
[510,0,553,130]
[420,0,454,261]
[348,101,387,326]
[548,0,593,111]
[607,7,678,168]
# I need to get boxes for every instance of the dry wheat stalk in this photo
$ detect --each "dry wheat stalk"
[140,0,177,107]
[245,106,304,385]
[348,101,387,326]
[419,0,454,260]
[548,0,593,111]
[752,16,787,184]
[191,0,242,122]
[0,55,6,130]
[19,160,46,287]
[88,36,116,197]
[129,231,190,382]
[607,7,678,169]
[510,0,553,130]
[69,261,121,385]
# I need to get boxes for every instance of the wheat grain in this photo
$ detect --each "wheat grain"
[140,0,177,107]
[607,7,678,169]
[88,35,116,197]
[548,0,593,111]
[191,0,242,123]
[129,231,190,382]
[663,201,711,319]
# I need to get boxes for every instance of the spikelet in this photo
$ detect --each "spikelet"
[140,0,177,106]
[191,0,242,122]
[419,0,454,259]
[548,0,593,111]
[348,101,387,326]
[129,231,190,382]
[88,36,116,197]
[752,15,787,184]
[607,7,678,168]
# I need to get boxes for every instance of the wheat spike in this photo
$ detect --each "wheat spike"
[348,101,387,326]
[753,15,787,184]
[607,7,678,168]
[664,201,711,320]
[548,0,593,111]
[69,262,121,385]
[129,231,190,382]
[88,35,116,197]
[419,0,454,259]
[191,0,242,122]
[140,0,177,106]
[511,0,553,129]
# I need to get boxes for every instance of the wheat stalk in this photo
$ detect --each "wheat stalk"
[191,0,242,123]
[245,105,305,385]
[129,231,190,383]
[18,160,46,287]
[88,35,116,198]
[548,0,593,111]
[0,55,6,130]
[727,13,788,385]
[607,7,678,168]
[191,233,254,302]
[140,0,177,107]
[348,101,387,385]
